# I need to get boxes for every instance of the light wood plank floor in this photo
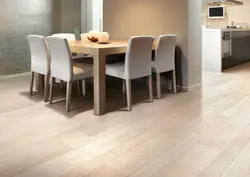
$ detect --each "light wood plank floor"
[1,63,250,177]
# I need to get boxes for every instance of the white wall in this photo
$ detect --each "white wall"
[103,0,202,88]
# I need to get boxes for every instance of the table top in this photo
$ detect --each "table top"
[68,40,157,56]
[69,40,157,48]
[68,40,130,49]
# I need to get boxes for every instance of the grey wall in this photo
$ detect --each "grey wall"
[0,0,81,75]
[0,0,53,75]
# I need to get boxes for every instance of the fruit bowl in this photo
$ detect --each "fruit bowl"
[86,30,110,43]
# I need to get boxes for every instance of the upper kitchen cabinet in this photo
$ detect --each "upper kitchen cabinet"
[81,0,103,33]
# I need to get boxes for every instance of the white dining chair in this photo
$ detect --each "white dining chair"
[152,35,177,99]
[52,33,76,41]
[78,33,93,58]
[106,36,155,111]
[80,33,89,42]
[52,33,92,89]
[27,35,50,102]
[53,33,92,58]
[47,36,93,112]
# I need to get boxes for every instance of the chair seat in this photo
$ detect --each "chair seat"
[73,63,93,81]
[106,62,126,79]
[152,61,175,73]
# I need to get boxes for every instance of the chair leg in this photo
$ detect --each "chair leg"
[125,79,132,111]
[156,73,161,99]
[30,72,34,96]
[44,75,50,102]
[148,75,153,103]
[82,79,86,96]
[122,80,126,94]
[77,80,81,96]
[172,70,177,93]
[39,74,44,91]
[66,81,72,112]
[60,80,64,89]
[49,77,55,104]
[90,77,94,85]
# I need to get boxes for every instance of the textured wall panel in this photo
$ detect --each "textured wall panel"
[0,0,53,75]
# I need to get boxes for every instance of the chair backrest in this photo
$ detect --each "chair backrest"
[154,35,177,73]
[74,28,81,41]
[80,33,89,42]
[125,36,154,79]
[47,36,73,81]
[27,35,50,75]
[52,33,76,41]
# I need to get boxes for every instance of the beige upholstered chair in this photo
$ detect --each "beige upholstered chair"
[152,35,177,98]
[106,36,155,111]
[27,35,50,102]
[47,36,93,112]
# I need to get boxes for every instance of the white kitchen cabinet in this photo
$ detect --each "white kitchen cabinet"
[202,29,223,72]
[202,28,250,72]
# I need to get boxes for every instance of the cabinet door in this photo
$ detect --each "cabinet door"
[231,31,250,61]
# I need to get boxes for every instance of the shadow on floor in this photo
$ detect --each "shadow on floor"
[19,76,174,118]
[19,91,45,103]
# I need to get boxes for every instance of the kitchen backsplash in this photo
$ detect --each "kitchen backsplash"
[203,0,250,28]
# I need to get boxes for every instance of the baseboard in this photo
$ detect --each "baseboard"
[181,83,202,92]
[153,79,187,92]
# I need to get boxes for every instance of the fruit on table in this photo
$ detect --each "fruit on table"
[87,30,109,43]
[87,36,99,42]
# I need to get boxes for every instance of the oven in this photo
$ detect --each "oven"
[222,31,232,58]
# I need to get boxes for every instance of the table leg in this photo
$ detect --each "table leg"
[35,73,44,91]
[93,54,106,115]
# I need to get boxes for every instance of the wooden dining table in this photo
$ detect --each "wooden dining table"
[68,40,157,116]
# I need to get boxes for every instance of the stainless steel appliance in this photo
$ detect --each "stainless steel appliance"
[222,32,232,58]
